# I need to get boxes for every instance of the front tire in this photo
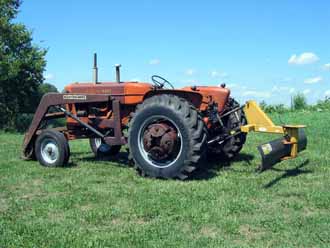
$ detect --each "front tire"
[35,130,70,167]
[128,95,207,179]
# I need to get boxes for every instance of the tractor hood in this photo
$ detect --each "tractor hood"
[181,86,230,112]
[64,81,153,95]
[64,82,230,112]
[64,81,154,105]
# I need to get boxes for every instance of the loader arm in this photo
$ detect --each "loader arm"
[22,93,125,160]
[240,100,307,171]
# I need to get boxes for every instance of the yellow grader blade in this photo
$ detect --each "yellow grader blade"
[241,101,307,171]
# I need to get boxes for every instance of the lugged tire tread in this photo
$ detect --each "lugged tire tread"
[128,94,207,179]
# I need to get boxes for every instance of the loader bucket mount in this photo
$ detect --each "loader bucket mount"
[240,100,307,171]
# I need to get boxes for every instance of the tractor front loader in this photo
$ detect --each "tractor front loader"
[22,54,307,179]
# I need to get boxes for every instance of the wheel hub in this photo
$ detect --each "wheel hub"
[142,123,178,161]
[41,139,59,164]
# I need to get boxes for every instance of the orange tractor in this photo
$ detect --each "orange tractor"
[22,54,307,179]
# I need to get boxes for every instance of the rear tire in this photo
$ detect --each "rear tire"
[35,130,70,167]
[217,98,247,159]
[128,94,207,179]
[89,138,121,157]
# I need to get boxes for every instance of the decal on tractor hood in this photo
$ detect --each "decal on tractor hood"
[63,95,87,100]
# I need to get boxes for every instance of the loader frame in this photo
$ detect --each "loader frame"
[22,93,126,160]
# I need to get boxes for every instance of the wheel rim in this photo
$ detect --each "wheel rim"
[40,138,59,164]
[94,138,111,153]
[138,115,183,168]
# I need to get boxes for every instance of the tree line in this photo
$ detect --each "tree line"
[260,94,330,113]
[0,0,58,131]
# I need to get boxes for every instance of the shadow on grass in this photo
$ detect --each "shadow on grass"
[189,153,255,180]
[76,151,131,167]
[74,151,255,180]
[64,162,79,168]
[263,159,311,188]
[71,153,312,184]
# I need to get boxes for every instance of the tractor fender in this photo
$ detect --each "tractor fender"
[143,89,203,109]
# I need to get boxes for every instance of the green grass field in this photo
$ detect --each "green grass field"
[1,111,330,247]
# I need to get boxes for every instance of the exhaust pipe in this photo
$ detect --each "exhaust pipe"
[93,53,99,84]
[115,64,121,83]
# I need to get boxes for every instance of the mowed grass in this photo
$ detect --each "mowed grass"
[1,111,330,247]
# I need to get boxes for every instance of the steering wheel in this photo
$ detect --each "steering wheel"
[151,75,174,89]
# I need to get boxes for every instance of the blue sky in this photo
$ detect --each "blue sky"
[17,0,330,105]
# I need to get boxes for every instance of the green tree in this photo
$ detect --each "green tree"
[38,83,58,97]
[0,0,47,130]
[14,83,58,132]
[293,93,307,110]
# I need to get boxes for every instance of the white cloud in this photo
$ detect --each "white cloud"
[185,69,195,76]
[44,73,54,80]
[288,52,319,65]
[149,59,160,65]
[289,88,295,94]
[226,83,238,88]
[304,76,323,84]
[181,79,197,84]
[271,86,295,94]
[210,71,228,78]
[323,63,330,71]
[279,77,293,83]
[210,71,218,77]
[221,83,247,91]
[242,90,271,98]
[303,89,311,95]
[325,90,330,97]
